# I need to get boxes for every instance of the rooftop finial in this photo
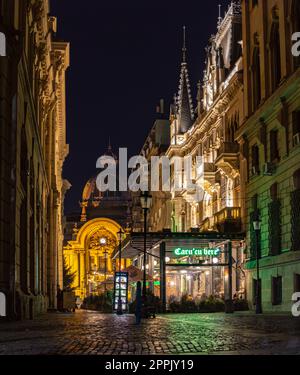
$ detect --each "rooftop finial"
[108,136,112,151]
[182,25,187,63]
[218,4,222,27]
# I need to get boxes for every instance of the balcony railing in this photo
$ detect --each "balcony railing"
[214,207,241,223]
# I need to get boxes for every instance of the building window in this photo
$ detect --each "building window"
[291,169,300,251]
[270,129,279,162]
[294,274,300,293]
[251,144,260,175]
[270,21,281,91]
[252,47,262,110]
[268,183,281,256]
[292,111,300,146]
[271,276,282,305]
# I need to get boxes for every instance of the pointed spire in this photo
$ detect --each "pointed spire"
[108,136,112,151]
[217,4,222,27]
[175,26,194,134]
[182,25,187,63]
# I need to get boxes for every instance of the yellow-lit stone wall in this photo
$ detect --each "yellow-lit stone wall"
[0,0,69,319]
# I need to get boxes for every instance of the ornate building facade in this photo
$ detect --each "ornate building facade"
[132,3,246,301]
[0,0,69,319]
[237,0,300,311]
[63,147,132,300]
[167,2,245,299]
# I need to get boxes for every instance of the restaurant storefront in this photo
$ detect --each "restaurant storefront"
[113,232,246,312]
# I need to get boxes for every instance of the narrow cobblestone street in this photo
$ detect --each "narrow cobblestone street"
[1,310,300,355]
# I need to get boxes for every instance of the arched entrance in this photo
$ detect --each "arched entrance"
[64,218,124,299]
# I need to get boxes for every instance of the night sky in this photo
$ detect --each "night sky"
[50,0,229,213]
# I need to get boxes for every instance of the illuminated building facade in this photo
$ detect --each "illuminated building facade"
[0,0,69,319]
[129,2,246,304]
[165,2,245,301]
[237,0,300,311]
[63,147,132,299]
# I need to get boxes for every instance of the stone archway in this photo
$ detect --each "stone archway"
[64,218,124,299]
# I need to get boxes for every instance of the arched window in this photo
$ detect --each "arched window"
[270,21,281,91]
[252,47,261,111]
[293,169,300,190]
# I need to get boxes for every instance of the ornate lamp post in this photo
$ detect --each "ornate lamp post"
[117,229,124,315]
[253,219,262,314]
[140,191,152,297]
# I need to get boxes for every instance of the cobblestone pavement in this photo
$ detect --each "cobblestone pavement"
[0,310,300,355]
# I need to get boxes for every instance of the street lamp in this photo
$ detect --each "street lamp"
[140,191,152,297]
[253,219,263,314]
[117,228,124,315]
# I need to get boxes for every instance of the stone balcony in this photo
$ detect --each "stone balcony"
[214,207,242,233]
[200,207,242,233]
[215,142,239,177]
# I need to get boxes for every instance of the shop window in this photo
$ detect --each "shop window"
[270,21,281,92]
[251,144,260,175]
[268,183,281,256]
[271,276,282,305]
[252,47,262,111]
[270,129,279,162]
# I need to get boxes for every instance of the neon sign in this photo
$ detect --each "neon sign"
[173,247,220,257]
